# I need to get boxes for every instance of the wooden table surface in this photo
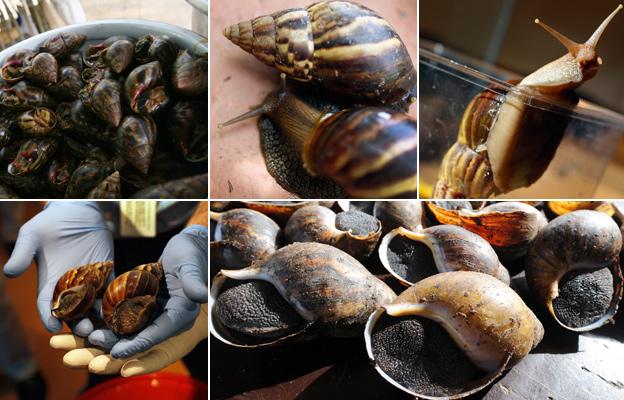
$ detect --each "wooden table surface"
[210,0,417,199]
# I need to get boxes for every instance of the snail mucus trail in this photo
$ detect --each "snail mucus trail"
[434,4,623,198]
[220,1,417,199]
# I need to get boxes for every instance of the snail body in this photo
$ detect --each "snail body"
[365,271,543,398]
[221,81,417,198]
[102,262,163,336]
[434,5,622,198]
[223,1,416,105]
[51,261,113,321]
[526,210,623,331]
[284,205,381,260]
[209,242,396,347]
[379,225,510,286]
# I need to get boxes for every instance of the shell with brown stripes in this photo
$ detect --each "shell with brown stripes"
[223,1,416,104]
[51,261,113,321]
[102,262,162,335]
[433,5,622,198]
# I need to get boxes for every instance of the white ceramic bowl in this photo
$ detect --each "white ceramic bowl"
[0,19,207,62]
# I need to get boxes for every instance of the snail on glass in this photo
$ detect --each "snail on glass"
[102,262,163,336]
[284,205,382,260]
[51,261,113,321]
[427,201,547,261]
[373,201,425,233]
[223,1,416,105]
[209,242,396,347]
[379,225,510,286]
[526,210,623,331]
[434,5,622,198]
[220,78,418,198]
[210,208,281,271]
[365,271,543,399]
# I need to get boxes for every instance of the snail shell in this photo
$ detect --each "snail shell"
[223,1,416,104]
[379,225,510,286]
[16,107,57,136]
[427,201,547,261]
[284,205,381,260]
[241,201,330,225]
[21,52,58,85]
[546,201,614,217]
[221,82,418,198]
[435,5,622,198]
[102,262,162,336]
[209,242,396,347]
[51,261,113,321]
[373,200,425,233]
[526,210,624,331]
[210,208,281,270]
[365,271,543,399]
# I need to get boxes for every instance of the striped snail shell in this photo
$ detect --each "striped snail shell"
[51,261,113,321]
[221,79,417,198]
[223,1,416,104]
[435,5,622,198]
[102,262,163,336]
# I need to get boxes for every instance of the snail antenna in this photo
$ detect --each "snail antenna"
[534,18,582,56]
[586,4,623,48]
[218,105,267,128]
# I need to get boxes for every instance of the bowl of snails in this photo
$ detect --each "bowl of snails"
[0,19,207,198]
[420,4,624,199]
[211,0,417,199]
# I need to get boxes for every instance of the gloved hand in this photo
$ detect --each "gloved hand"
[50,304,207,377]
[3,202,113,336]
[89,225,207,358]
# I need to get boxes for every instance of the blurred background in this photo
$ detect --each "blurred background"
[420,0,624,198]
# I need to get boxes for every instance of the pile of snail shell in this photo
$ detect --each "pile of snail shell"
[51,261,164,336]
[219,1,417,199]
[209,200,624,398]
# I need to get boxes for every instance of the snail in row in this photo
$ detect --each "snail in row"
[209,242,396,347]
[379,225,510,286]
[434,5,622,198]
[526,210,623,331]
[102,262,164,336]
[221,1,417,198]
[365,271,544,398]
[284,205,382,260]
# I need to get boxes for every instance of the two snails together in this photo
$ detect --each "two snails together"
[51,261,164,336]
[219,1,417,198]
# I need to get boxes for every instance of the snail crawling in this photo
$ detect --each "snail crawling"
[209,242,396,347]
[284,205,382,260]
[365,271,543,399]
[526,210,624,331]
[51,261,113,321]
[378,225,510,286]
[434,5,622,198]
[102,262,164,336]
[221,1,417,199]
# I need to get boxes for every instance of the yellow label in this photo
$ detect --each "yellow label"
[120,201,157,238]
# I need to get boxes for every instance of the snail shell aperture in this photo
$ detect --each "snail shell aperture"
[284,205,382,260]
[365,271,543,399]
[51,261,113,321]
[379,225,510,286]
[209,242,396,347]
[526,210,624,331]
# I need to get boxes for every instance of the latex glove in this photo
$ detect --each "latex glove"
[50,304,207,377]
[89,225,207,358]
[3,202,113,336]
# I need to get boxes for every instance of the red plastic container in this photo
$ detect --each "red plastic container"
[78,372,207,400]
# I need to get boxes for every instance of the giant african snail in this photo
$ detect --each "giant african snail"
[434,4,622,199]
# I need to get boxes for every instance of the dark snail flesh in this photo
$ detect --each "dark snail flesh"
[51,261,113,321]
[102,262,163,336]
[221,79,417,198]
[526,210,624,331]
[223,0,416,105]
[284,205,381,260]
[365,271,543,399]
[209,242,396,347]
[434,5,622,198]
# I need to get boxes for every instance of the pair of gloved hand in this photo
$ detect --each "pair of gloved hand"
[3,202,208,376]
